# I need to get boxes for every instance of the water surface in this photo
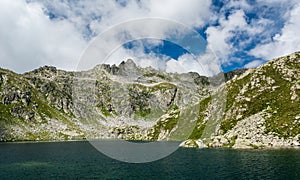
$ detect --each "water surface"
[0,141,299,179]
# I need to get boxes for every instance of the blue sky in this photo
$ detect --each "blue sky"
[123,40,189,60]
[0,0,299,75]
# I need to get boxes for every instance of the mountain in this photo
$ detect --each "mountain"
[183,52,300,148]
[0,52,299,149]
[0,60,211,142]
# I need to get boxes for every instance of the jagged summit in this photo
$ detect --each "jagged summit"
[119,59,137,68]
[118,59,139,77]
[97,59,138,76]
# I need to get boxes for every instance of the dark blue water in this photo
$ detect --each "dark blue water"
[0,141,299,179]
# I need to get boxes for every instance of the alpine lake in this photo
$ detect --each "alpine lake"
[0,141,299,179]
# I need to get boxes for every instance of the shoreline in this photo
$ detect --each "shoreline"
[0,139,88,144]
[1,139,299,150]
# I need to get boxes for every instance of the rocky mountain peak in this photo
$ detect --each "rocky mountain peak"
[119,59,137,68]
[118,59,139,77]
[98,59,138,76]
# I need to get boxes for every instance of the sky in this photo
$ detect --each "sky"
[0,0,300,76]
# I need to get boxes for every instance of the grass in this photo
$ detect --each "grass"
[223,135,237,147]
[100,106,112,117]
[0,70,83,141]
[261,65,300,137]
[128,82,177,118]
[220,60,300,137]
[134,108,151,117]
[225,73,251,112]
[188,96,212,139]
[143,72,171,81]
[147,104,180,140]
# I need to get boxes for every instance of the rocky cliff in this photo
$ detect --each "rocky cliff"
[0,52,299,149]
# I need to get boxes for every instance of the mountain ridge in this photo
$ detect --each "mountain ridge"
[0,52,299,149]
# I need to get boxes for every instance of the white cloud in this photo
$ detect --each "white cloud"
[256,0,298,5]
[225,0,252,12]
[244,60,264,69]
[144,0,212,28]
[42,0,212,35]
[249,3,300,60]
[166,54,199,74]
[205,10,248,64]
[2,0,299,75]
[0,0,215,73]
[166,50,220,76]
[0,0,87,73]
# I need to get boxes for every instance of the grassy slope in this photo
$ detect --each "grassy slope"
[220,53,300,138]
